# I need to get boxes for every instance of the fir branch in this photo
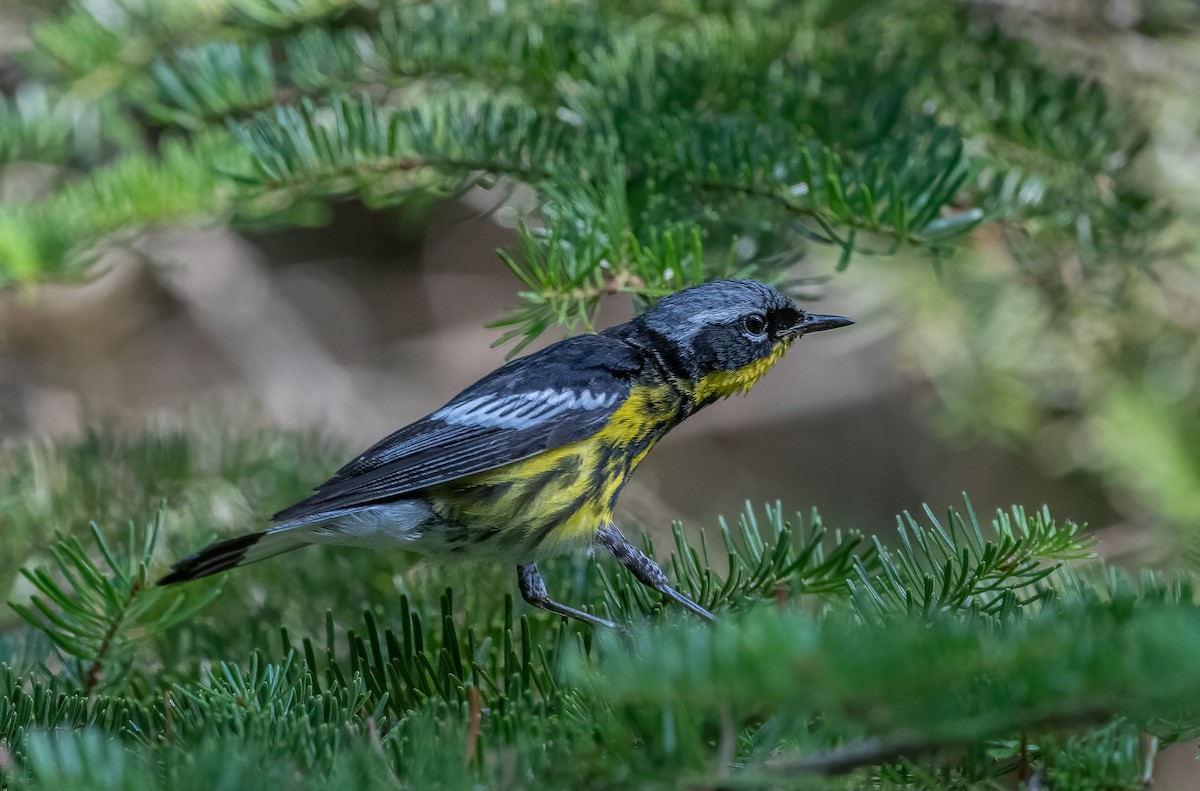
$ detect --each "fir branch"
[282,26,377,95]
[0,131,238,282]
[766,709,1109,776]
[488,163,716,353]
[999,719,1153,791]
[27,0,366,98]
[913,24,1167,269]
[133,2,612,127]
[230,93,558,206]
[848,497,1095,621]
[580,598,1200,783]
[0,448,1190,789]
[0,86,122,168]
[0,0,1168,360]
[593,501,873,622]
[80,576,141,695]
[8,507,221,695]
[28,0,236,94]
[138,40,280,129]
[678,118,1026,266]
[365,3,601,101]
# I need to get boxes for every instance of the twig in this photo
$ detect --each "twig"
[766,709,1109,776]
[716,703,736,779]
[1141,732,1158,787]
[163,689,175,743]
[83,578,142,695]
[465,686,482,765]
[765,735,941,775]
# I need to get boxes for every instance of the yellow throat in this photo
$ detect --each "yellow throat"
[690,338,795,404]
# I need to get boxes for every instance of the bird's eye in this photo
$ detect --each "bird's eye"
[743,313,767,338]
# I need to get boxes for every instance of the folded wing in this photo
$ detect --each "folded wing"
[273,334,642,523]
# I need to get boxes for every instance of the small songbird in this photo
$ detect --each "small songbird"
[159,279,852,628]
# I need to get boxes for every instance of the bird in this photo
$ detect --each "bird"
[158,279,853,628]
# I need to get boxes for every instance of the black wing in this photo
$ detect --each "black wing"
[273,333,643,523]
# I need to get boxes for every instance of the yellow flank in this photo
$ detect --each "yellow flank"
[691,337,795,404]
[426,383,682,559]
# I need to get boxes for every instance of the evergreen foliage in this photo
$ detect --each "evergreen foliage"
[1,0,1198,787]
[0,422,1196,789]
[0,1,1154,313]
[4,2,1193,535]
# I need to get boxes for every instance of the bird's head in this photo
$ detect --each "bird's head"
[631,279,853,405]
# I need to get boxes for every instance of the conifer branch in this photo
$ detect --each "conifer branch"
[0,431,1190,790]
[81,577,141,695]
[848,497,1096,621]
[8,507,221,694]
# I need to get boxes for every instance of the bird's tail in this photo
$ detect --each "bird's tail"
[157,529,308,586]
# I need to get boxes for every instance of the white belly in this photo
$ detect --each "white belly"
[293,500,436,550]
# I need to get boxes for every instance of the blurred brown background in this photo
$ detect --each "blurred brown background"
[8,177,1195,780]
[1,0,1198,784]
[0,192,1117,541]
[1,113,1195,791]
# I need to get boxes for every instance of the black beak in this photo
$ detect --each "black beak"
[795,313,854,334]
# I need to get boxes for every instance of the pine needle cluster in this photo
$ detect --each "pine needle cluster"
[1,423,1197,789]
[0,0,1161,348]
[1,1,1197,788]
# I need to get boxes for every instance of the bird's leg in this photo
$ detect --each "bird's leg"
[595,524,715,621]
[517,562,620,630]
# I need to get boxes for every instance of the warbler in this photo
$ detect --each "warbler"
[159,279,852,628]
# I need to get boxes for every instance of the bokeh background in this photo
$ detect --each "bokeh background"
[1,0,1199,786]
[1,201,1107,540]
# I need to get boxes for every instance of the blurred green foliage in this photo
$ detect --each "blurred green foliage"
[1,0,1199,786]
[0,0,1159,313]
[1,0,1194,547]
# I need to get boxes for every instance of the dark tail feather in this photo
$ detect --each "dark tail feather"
[157,531,305,586]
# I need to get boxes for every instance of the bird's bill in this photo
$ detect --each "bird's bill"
[795,313,854,334]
